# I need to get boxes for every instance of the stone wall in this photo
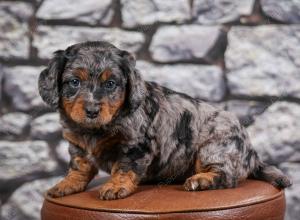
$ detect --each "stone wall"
[0,0,299,219]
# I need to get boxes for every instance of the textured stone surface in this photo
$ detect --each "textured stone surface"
[37,0,113,25]
[3,66,47,112]
[137,61,225,101]
[1,1,300,219]
[226,100,268,126]
[31,113,62,141]
[1,176,62,220]
[0,113,31,139]
[0,141,58,181]
[150,25,224,62]
[56,140,70,163]
[0,2,33,59]
[280,162,300,220]
[121,0,190,27]
[247,102,300,164]
[33,26,145,59]
[192,0,255,24]
[261,0,300,24]
[226,25,300,97]
[0,64,4,106]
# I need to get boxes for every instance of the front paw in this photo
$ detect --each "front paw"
[47,179,86,198]
[98,182,135,200]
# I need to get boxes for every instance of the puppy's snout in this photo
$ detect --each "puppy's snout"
[85,106,99,119]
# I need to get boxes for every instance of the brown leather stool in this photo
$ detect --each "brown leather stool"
[41,179,286,220]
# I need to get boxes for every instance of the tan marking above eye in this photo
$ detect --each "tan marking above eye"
[100,69,112,82]
[74,68,89,81]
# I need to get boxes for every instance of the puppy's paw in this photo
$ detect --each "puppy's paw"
[47,179,86,198]
[183,172,218,191]
[98,182,135,200]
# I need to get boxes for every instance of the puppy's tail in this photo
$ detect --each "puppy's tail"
[251,161,292,188]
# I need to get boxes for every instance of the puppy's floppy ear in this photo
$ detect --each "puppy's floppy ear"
[38,50,67,109]
[120,50,145,113]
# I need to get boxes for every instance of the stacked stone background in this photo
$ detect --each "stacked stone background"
[0,0,299,219]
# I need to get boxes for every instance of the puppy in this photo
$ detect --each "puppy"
[39,41,291,200]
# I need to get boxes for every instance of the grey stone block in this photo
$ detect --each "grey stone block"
[279,162,300,220]
[0,2,33,59]
[0,113,31,139]
[261,0,300,24]
[33,26,145,59]
[30,113,62,141]
[150,25,224,63]
[225,100,268,126]
[3,66,47,112]
[37,0,114,25]
[56,140,70,163]
[226,25,300,98]
[247,102,300,164]
[137,61,225,101]
[1,176,62,220]
[121,0,191,27]
[192,0,255,24]
[0,141,58,181]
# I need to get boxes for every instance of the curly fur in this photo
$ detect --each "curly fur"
[39,41,292,200]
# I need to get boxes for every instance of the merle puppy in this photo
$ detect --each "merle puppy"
[39,41,291,200]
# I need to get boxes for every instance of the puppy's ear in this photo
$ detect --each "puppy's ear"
[38,50,67,109]
[120,50,145,113]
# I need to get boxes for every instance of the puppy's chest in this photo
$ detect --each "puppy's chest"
[63,130,118,159]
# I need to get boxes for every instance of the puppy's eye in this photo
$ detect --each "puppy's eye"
[105,80,116,90]
[69,79,80,88]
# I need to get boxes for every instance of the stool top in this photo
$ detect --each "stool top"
[45,179,283,214]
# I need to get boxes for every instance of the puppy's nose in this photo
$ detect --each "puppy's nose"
[85,107,99,119]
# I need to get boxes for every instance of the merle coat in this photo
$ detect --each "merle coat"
[38,41,291,200]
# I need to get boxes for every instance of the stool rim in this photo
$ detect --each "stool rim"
[44,180,284,214]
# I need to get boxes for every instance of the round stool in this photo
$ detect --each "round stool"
[41,179,286,220]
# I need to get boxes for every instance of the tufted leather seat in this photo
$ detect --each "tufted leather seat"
[41,178,286,220]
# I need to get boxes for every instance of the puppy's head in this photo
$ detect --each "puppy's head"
[39,41,145,128]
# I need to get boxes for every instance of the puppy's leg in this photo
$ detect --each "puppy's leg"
[47,144,98,197]
[184,167,232,191]
[98,163,139,200]
[184,140,244,191]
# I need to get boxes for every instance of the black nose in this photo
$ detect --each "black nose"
[85,107,99,119]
